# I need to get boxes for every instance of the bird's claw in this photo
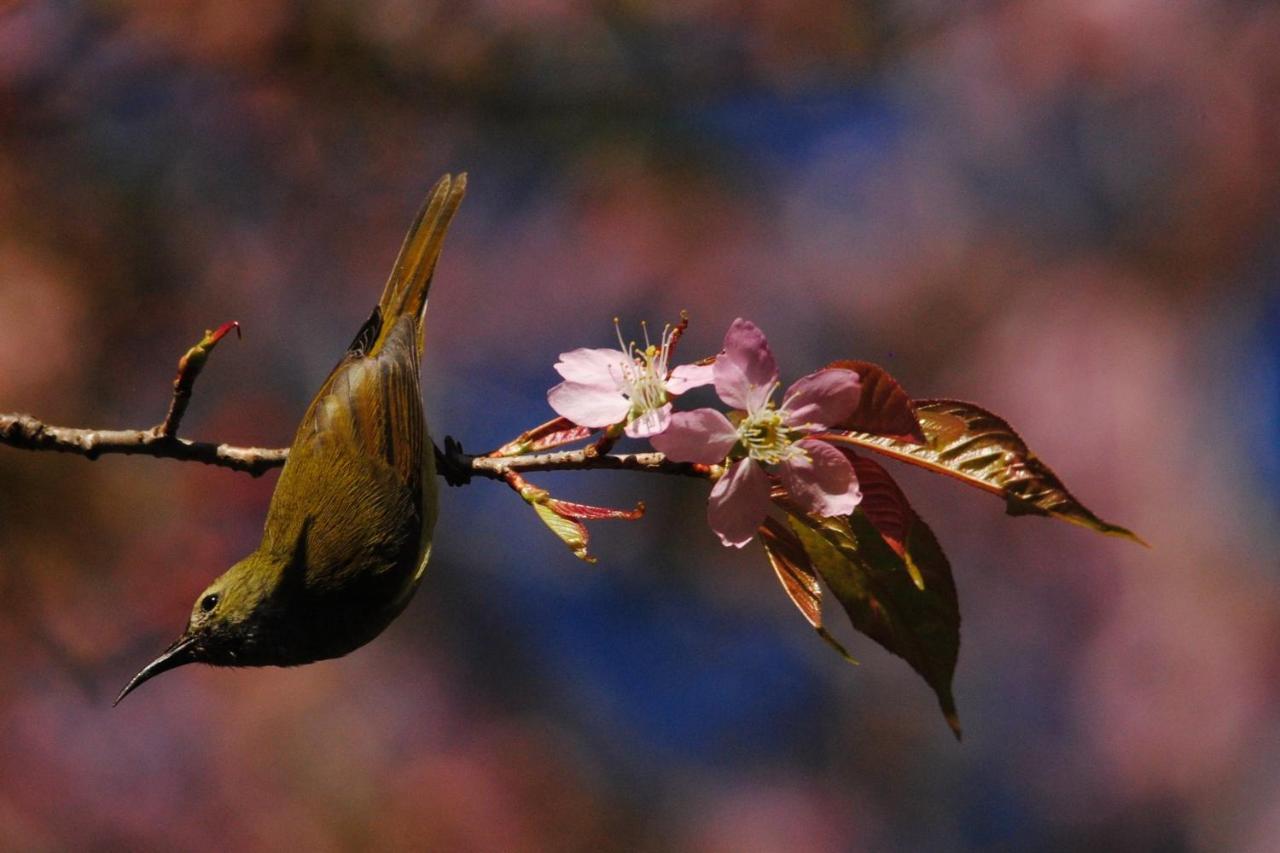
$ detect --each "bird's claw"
[435,436,473,487]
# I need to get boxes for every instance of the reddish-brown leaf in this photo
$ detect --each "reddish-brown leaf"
[845,452,924,589]
[819,399,1145,544]
[826,360,925,443]
[545,497,645,521]
[528,425,596,453]
[760,518,821,625]
[490,416,596,457]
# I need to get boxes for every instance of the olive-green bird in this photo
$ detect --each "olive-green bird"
[116,174,467,704]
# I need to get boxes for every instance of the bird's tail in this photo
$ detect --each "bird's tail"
[371,173,467,356]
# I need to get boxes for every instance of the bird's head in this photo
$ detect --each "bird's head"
[114,549,291,705]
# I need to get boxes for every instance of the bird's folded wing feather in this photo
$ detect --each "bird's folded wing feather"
[297,316,425,490]
[262,316,426,557]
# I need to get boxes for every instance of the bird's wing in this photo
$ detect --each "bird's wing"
[263,422,422,590]
[280,173,465,490]
[261,320,427,575]
[296,315,426,493]
[257,176,463,573]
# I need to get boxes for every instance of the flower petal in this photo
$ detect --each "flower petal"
[782,368,862,429]
[707,458,772,548]
[554,348,630,389]
[779,439,862,518]
[713,319,779,412]
[648,408,739,463]
[624,402,673,438]
[665,362,715,395]
[547,381,632,428]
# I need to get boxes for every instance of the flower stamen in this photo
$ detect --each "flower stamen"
[735,382,804,465]
[607,319,678,417]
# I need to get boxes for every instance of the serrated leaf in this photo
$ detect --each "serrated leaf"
[819,399,1144,544]
[546,497,645,521]
[491,416,596,457]
[532,501,596,563]
[826,360,925,443]
[759,518,857,663]
[789,510,961,738]
[527,425,596,453]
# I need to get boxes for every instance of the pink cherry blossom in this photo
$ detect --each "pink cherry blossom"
[650,318,863,548]
[547,321,713,438]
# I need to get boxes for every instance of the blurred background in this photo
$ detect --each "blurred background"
[1,0,1278,850]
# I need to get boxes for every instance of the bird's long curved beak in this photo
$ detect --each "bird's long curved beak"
[114,634,197,706]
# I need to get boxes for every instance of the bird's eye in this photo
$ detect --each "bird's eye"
[200,593,220,613]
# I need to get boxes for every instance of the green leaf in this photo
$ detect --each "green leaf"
[758,518,858,664]
[531,501,597,564]
[788,508,962,739]
[820,399,1145,544]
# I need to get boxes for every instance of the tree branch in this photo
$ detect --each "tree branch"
[0,413,707,481]
[0,321,710,483]
[0,413,288,476]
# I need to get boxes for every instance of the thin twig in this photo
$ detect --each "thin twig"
[469,449,709,480]
[585,423,622,458]
[157,321,240,437]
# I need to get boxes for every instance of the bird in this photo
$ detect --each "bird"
[115,173,467,704]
